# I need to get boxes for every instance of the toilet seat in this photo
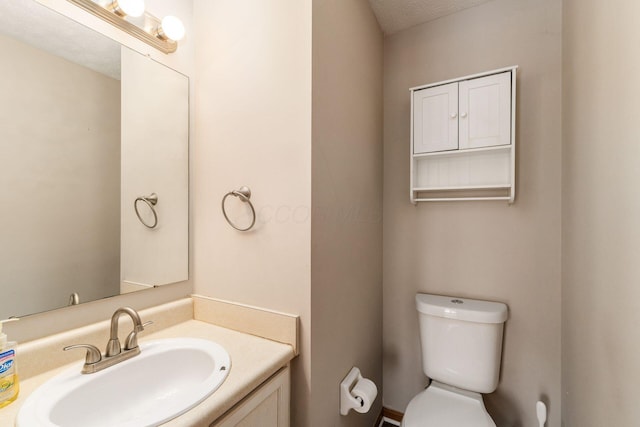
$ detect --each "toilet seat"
[401,382,496,427]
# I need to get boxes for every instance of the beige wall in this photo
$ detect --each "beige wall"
[311,0,383,425]
[382,0,562,425]
[193,1,383,425]
[562,0,640,425]
[0,34,120,318]
[192,0,312,425]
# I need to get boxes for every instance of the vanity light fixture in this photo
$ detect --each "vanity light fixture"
[109,0,145,18]
[156,16,186,42]
[66,0,185,54]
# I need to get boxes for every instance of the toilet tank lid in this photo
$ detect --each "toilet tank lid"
[415,294,508,324]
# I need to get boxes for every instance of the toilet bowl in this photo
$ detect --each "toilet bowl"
[401,382,495,427]
[403,293,508,426]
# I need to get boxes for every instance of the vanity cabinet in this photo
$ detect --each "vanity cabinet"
[410,67,517,203]
[212,366,290,427]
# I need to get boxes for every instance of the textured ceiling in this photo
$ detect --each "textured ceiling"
[0,0,120,79]
[368,0,495,34]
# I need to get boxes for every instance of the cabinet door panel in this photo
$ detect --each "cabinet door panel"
[413,82,458,153]
[459,72,511,149]
[236,391,279,427]
[211,367,290,427]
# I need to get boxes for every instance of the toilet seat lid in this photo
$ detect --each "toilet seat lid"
[402,382,496,427]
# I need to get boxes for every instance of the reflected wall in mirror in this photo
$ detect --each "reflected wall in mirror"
[0,0,189,319]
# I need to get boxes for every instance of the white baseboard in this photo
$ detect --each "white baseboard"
[379,416,401,427]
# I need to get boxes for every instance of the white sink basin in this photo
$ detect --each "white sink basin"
[17,337,231,427]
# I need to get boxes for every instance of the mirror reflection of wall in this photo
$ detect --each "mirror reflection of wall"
[120,47,189,294]
[0,32,122,318]
[0,0,188,319]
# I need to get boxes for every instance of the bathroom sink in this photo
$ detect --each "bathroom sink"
[16,337,231,427]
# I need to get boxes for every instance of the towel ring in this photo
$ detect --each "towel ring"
[134,193,158,229]
[222,186,256,231]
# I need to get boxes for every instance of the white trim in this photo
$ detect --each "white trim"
[121,280,154,288]
[509,65,517,204]
[379,416,402,426]
[410,89,416,204]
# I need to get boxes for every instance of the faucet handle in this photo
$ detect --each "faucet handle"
[63,344,102,364]
[124,320,153,350]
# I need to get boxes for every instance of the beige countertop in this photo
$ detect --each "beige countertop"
[0,318,295,426]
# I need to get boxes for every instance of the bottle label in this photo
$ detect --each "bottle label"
[0,375,14,393]
[0,350,15,375]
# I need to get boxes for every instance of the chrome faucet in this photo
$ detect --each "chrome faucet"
[64,307,152,374]
[106,307,144,357]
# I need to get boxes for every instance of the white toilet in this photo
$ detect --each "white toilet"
[402,293,508,427]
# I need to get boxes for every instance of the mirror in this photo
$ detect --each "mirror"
[0,0,189,319]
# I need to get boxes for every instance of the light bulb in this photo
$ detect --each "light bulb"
[158,16,185,41]
[111,0,145,18]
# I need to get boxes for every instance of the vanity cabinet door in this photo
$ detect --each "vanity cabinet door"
[413,82,459,153]
[212,366,290,427]
[458,71,511,149]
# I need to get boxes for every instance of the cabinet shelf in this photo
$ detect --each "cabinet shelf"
[412,144,511,159]
[413,196,511,202]
[412,184,512,203]
[413,184,512,192]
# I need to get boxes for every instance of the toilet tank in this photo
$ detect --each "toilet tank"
[415,294,508,394]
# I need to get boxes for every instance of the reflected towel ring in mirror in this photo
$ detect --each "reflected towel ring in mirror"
[134,193,158,229]
[222,186,256,232]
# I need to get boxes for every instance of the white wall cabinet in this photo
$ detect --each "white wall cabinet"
[211,366,290,427]
[410,67,517,203]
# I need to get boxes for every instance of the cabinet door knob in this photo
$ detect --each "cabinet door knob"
[450,113,457,119]
[461,112,468,118]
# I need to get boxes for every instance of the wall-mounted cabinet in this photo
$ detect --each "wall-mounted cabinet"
[410,66,517,203]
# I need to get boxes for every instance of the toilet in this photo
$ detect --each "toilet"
[402,293,508,427]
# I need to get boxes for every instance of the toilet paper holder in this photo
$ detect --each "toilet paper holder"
[340,367,377,416]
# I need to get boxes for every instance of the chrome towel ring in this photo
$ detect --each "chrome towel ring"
[134,193,158,229]
[222,186,256,231]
